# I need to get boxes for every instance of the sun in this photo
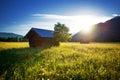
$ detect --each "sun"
[80,22,94,33]
[75,15,98,33]
[81,26,93,33]
[65,14,111,34]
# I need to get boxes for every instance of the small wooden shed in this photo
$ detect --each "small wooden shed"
[24,28,55,47]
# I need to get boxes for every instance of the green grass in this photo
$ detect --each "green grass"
[0,42,120,80]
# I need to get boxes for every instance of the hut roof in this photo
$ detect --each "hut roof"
[25,28,54,38]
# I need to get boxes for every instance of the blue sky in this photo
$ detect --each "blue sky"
[0,0,120,35]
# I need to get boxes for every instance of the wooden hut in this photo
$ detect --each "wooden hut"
[24,28,55,47]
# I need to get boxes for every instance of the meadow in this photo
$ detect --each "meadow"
[0,42,120,80]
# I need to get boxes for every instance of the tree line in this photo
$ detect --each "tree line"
[0,37,28,42]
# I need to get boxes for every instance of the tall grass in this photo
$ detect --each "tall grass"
[0,42,120,80]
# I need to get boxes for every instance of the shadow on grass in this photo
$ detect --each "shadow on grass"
[0,46,49,80]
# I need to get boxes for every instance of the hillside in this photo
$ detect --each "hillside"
[93,16,120,42]
[72,16,120,42]
[0,32,23,38]
[0,42,120,80]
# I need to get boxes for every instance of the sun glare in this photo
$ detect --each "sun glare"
[81,25,93,33]
[72,15,98,33]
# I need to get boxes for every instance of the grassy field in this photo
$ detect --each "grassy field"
[0,42,120,80]
[0,42,29,50]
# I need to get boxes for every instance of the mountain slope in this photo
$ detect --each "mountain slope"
[72,16,120,42]
[93,16,120,41]
[0,32,23,38]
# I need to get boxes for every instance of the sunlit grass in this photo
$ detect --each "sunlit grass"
[0,42,29,50]
[0,42,120,80]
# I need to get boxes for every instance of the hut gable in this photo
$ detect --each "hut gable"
[25,28,55,47]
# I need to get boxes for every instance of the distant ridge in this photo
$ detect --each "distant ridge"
[0,32,23,38]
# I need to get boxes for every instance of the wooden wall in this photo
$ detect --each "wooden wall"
[28,30,54,47]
